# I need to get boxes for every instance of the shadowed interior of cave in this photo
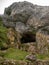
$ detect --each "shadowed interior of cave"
[21,32,36,43]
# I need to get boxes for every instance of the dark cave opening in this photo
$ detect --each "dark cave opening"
[21,32,36,43]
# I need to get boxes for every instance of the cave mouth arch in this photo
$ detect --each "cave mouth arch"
[21,32,36,43]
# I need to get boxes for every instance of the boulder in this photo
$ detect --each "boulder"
[25,54,36,62]
[1,1,49,55]
[2,1,49,33]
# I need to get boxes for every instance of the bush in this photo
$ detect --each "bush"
[5,8,11,15]
[0,18,8,50]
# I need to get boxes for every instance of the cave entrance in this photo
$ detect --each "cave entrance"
[21,32,36,43]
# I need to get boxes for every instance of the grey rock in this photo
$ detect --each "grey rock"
[2,1,49,32]
[36,26,49,54]
[15,22,30,33]
[36,25,49,36]
[25,54,36,62]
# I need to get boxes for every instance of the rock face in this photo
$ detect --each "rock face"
[1,1,49,65]
[2,1,49,32]
[36,26,49,54]
[21,42,36,53]
[2,1,49,54]
[2,1,49,46]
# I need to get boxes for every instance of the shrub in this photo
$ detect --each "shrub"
[0,18,8,49]
[5,8,11,15]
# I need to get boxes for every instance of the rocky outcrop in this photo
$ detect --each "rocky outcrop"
[21,43,36,53]
[2,1,49,33]
[36,26,49,54]
[1,1,49,46]
[7,28,21,48]
[1,2,49,65]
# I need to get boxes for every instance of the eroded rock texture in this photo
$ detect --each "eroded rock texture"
[2,1,49,54]
[2,1,49,36]
[3,1,49,30]
[36,26,49,54]
[1,1,49,65]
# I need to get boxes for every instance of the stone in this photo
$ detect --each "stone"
[2,59,27,65]
[28,45,36,53]
[25,54,36,62]
[1,1,49,47]
[36,59,49,65]
[2,1,49,34]
[0,57,4,64]
[20,42,36,53]
[1,1,49,48]
[36,26,49,54]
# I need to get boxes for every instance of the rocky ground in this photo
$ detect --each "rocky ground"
[0,1,49,65]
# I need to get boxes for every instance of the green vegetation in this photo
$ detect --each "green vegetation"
[36,54,49,60]
[4,48,29,60]
[0,17,29,61]
[5,8,11,15]
[0,17,7,49]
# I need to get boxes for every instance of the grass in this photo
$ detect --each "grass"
[0,17,8,49]
[4,48,29,60]
[0,17,29,61]
[36,54,49,60]
[0,16,7,49]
